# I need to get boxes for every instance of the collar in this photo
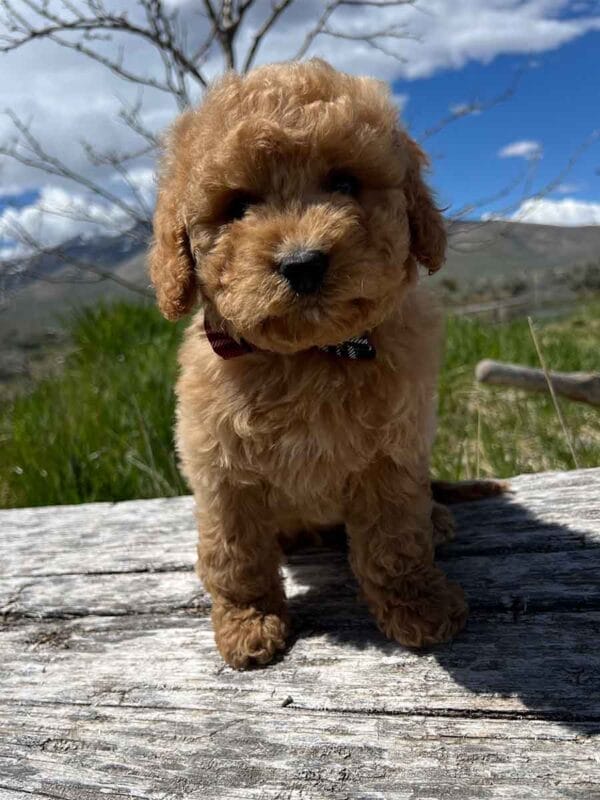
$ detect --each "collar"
[204,317,376,361]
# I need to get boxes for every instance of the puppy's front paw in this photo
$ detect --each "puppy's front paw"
[212,602,289,669]
[368,568,468,648]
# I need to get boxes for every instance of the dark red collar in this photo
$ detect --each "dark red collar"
[204,317,376,361]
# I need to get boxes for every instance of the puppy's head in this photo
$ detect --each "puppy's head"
[150,59,446,352]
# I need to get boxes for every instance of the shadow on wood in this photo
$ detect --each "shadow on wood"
[285,479,600,733]
[1,469,599,798]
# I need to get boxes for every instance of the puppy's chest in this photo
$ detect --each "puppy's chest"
[226,368,405,489]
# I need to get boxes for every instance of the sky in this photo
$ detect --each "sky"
[0,0,599,256]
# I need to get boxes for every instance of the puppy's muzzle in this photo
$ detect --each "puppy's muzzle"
[277,249,329,295]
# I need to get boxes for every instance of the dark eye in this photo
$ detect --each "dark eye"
[223,191,259,223]
[326,170,360,197]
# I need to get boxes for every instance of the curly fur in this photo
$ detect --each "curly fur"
[150,59,467,669]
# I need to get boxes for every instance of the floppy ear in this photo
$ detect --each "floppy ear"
[149,113,197,320]
[401,133,447,274]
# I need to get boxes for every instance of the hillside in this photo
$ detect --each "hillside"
[3,219,600,338]
[1,219,599,388]
[444,220,600,281]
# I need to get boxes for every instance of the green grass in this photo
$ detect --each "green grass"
[0,303,188,508]
[1,300,598,508]
[433,304,600,480]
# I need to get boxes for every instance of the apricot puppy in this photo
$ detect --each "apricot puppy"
[150,59,467,668]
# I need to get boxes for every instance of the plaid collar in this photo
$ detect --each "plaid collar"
[204,317,376,361]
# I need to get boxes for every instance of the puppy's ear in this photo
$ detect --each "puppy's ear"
[401,132,447,274]
[149,112,197,320]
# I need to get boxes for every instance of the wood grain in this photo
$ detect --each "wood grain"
[1,468,600,799]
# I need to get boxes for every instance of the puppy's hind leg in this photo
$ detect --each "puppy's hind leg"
[196,480,288,669]
[346,458,468,648]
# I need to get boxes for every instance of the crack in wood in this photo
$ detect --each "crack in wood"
[2,564,194,580]
[1,695,599,727]
[1,603,209,628]
[2,595,599,630]
[0,782,152,800]
[285,703,600,725]
[2,470,599,798]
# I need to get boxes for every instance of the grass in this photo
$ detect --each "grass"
[0,303,188,508]
[433,303,599,480]
[1,300,598,508]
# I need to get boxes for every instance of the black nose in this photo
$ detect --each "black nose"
[277,249,329,295]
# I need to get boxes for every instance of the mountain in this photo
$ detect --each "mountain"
[0,227,150,343]
[1,220,599,346]
[443,220,600,281]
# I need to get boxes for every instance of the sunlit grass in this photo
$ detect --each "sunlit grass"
[0,303,187,507]
[434,303,600,480]
[1,300,598,508]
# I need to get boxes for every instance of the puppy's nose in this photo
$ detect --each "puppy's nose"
[277,249,329,295]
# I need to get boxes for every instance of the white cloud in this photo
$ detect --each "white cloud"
[449,102,481,117]
[554,182,581,194]
[495,197,600,226]
[393,93,409,113]
[0,186,135,259]
[498,140,543,160]
[0,0,599,249]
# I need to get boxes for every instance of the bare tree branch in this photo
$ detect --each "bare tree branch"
[203,0,258,70]
[447,132,599,258]
[463,130,599,229]
[317,22,418,63]
[80,141,153,220]
[294,1,343,60]
[47,33,183,97]
[419,64,528,142]
[449,161,537,228]
[339,0,417,5]
[294,0,415,59]
[242,0,295,72]
[0,0,209,91]
[3,0,587,307]
[0,111,149,228]
[117,96,161,149]
[1,217,152,300]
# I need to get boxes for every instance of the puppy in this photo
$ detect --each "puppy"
[150,59,468,668]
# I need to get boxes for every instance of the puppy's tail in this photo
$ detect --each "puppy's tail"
[431,478,509,505]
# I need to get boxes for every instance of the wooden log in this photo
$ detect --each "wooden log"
[1,468,600,799]
[1,701,599,800]
[475,358,600,405]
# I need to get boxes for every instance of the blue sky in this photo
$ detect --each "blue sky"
[398,29,600,221]
[0,190,39,214]
[1,0,600,255]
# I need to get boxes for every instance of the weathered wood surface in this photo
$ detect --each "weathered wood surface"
[1,468,600,799]
[475,359,600,406]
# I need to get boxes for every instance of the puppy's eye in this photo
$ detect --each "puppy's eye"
[223,191,259,223]
[325,170,360,197]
